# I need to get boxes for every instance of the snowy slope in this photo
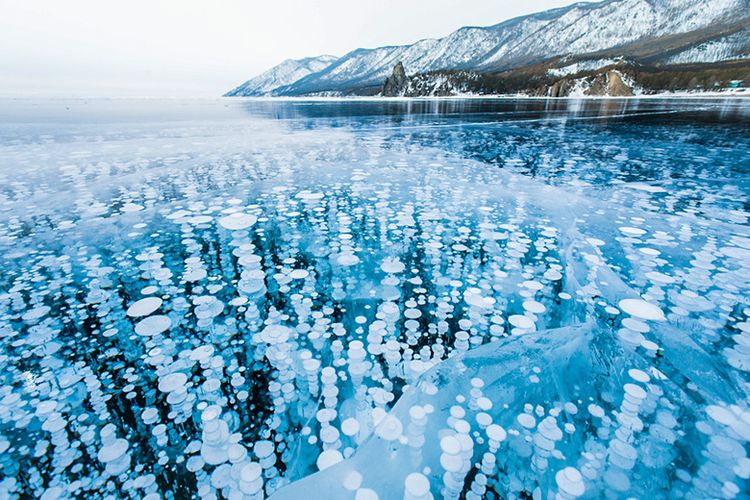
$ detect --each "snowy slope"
[548,58,625,77]
[224,55,338,96]
[228,0,750,96]
[664,26,750,64]
[481,0,747,68]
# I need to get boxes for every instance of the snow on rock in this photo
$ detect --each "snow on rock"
[548,59,624,77]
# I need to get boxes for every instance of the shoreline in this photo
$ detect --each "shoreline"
[1,92,747,102]
[226,91,749,101]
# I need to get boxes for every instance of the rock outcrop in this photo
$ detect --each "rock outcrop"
[605,70,634,96]
[548,79,572,97]
[545,70,635,97]
[381,62,409,96]
[587,71,634,96]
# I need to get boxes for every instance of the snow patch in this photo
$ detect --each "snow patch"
[548,59,624,77]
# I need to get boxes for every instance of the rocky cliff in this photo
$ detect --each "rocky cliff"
[548,70,635,97]
[381,63,409,97]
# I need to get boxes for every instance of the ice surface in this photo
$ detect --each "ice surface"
[0,98,748,499]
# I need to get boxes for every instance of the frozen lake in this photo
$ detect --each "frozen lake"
[0,97,749,499]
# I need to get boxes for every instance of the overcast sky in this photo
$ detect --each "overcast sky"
[1,0,579,97]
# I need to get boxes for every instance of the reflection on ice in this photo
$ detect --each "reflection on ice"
[0,98,748,499]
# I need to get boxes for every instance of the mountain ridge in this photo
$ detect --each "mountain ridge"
[227,0,750,97]
[224,55,338,97]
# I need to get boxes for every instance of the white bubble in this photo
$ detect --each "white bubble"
[126,297,163,318]
[134,315,171,336]
[555,466,585,497]
[316,449,343,471]
[98,439,128,463]
[618,298,665,321]
[158,372,188,393]
[375,414,403,441]
[404,472,431,497]
[218,212,257,230]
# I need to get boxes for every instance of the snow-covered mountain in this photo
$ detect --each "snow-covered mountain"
[227,0,750,96]
[224,55,338,96]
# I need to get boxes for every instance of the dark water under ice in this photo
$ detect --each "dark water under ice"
[0,97,749,499]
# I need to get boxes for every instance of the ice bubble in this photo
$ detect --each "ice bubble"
[628,183,666,193]
[628,369,650,383]
[486,424,507,442]
[201,405,222,424]
[189,215,213,225]
[344,471,363,491]
[721,246,750,259]
[296,191,325,201]
[588,404,605,418]
[508,315,535,330]
[289,269,309,279]
[229,296,248,306]
[254,440,275,461]
[522,301,546,314]
[521,280,543,291]
[167,209,191,219]
[405,309,422,319]
[337,253,361,266]
[134,315,171,336]
[405,472,431,498]
[184,268,207,282]
[218,212,257,230]
[641,339,660,352]
[623,383,647,400]
[36,400,57,416]
[158,372,188,393]
[41,487,65,500]
[440,435,461,455]
[619,226,647,237]
[605,306,620,315]
[544,269,563,281]
[316,449,343,471]
[639,247,660,256]
[517,413,536,428]
[355,489,379,500]
[645,271,675,285]
[381,258,406,274]
[555,466,585,497]
[618,298,665,321]
[342,418,361,437]
[477,397,492,411]
[622,318,649,333]
[375,414,403,441]
[260,324,291,344]
[476,412,492,428]
[141,408,159,424]
[22,306,51,322]
[210,465,232,489]
[240,462,262,482]
[98,438,128,463]
[673,291,714,313]
[191,345,216,362]
[126,297,163,318]
[121,202,144,212]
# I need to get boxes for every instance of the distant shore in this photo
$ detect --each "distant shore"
[225,91,750,100]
